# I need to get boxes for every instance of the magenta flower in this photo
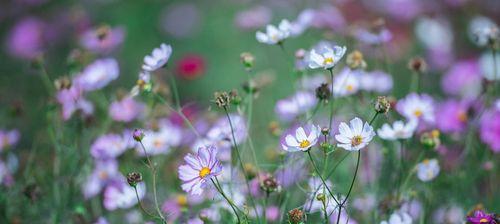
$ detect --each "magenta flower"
[441,60,482,99]
[178,145,222,195]
[435,100,470,133]
[467,210,496,224]
[108,97,145,122]
[6,17,46,59]
[80,26,125,54]
[479,108,500,153]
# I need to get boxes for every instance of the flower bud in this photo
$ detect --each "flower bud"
[240,52,255,70]
[288,208,305,224]
[374,96,391,114]
[420,129,441,150]
[321,127,330,136]
[133,129,145,142]
[260,174,281,194]
[315,83,331,101]
[346,50,367,70]
[408,57,427,73]
[126,172,143,187]
[54,76,72,90]
[316,193,326,202]
[213,91,231,108]
[230,89,242,106]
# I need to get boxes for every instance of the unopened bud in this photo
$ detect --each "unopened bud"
[321,127,330,136]
[315,83,331,101]
[316,193,326,202]
[54,76,72,90]
[420,129,441,150]
[240,52,255,70]
[126,172,143,187]
[133,129,145,142]
[374,96,391,114]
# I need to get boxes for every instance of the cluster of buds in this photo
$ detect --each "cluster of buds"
[126,172,143,187]
[288,208,305,224]
[240,52,255,71]
[374,96,391,114]
[315,83,331,101]
[260,173,281,194]
[420,129,441,150]
[213,90,241,108]
[408,57,427,74]
[346,50,367,70]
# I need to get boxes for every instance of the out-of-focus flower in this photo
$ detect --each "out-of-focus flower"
[161,194,189,222]
[466,210,496,224]
[441,59,482,99]
[416,159,440,182]
[0,129,20,151]
[346,50,367,70]
[178,145,222,195]
[82,160,121,199]
[381,210,413,224]
[56,85,94,120]
[275,91,317,121]
[126,172,142,187]
[91,132,132,159]
[300,74,328,91]
[479,52,500,81]
[432,205,464,224]
[7,17,46,59]
[309,5,346,32]
[281,125,320,152]
[160,3,200,38]
[142,43,172,72]
[359,70,393,93]
[377,120,417,141]
[335,117,375,151]
[479,109,500,153]
[408,57,427,74]
[308,45,347,70]
[80,25,124,53]
[256,19,291,45]
[104,180,145,210]
[206,114,247,148]
[332,68,360,97]
[400,199,423,220]
[435,100,470,133]
[353,194,376,213]
[396,93,435,124]
[303,177,338,214]
[274,155,307,188]
[109,97,145,122]
[420,130,441,150]
[0,159,15,187]
[469,16,498,47]
[415,17,453,53]
[288,9,314,37]
[176,54,205,80]
[235,6,272,30]
[74,58,119,91]
[136,125,182,156]
[354,27,392,46]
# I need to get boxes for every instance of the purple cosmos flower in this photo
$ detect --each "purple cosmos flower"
[432,205,465,224]
[479,108,500,153]
[359,70,393,93]
[281,124,321,152]
[467,210,496,224]
[6,17,45,59]
[109,97,145,122]
[80,26,125,54]
[103,179,145,211]
[396,93,435,124]
[441,59,482,99]
[275,91,318,122]
[82,159,121,199]
[178,145,222,195]
[435,100,470,133]
[56,85,94,120]
[206,114,247,147]
[0,129,20,151]
[74,58,119,91]
[90,132,132,159]
[234,6,272,30]
[354,28,392,46]
[136,124,182,156]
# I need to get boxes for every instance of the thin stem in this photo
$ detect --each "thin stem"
[133,186,157,219]
[223,107,260,221]
[139,142,167,223]
[328,69,335,132]
[153,93,201,138]
[167,71,181,109]
[211,178,242,223]
[396,140,404,200]
[306,150,340,205]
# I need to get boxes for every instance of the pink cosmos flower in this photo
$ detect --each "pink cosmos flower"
[108,97,145,122]
[479,108,500,153]
[7,17,45,59]
[56,85,94,120]
[80,26,124,54]
[74,58,119,91]
[178,145,222,195]
[441,60,482,99]
[435,100,470,133]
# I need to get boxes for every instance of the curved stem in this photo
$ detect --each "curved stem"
[133,186,158,219]
[211,178,242,223]
[306,151,340,205]
[139,142,167,223]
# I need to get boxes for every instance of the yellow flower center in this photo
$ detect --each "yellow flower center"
[352,51,363,61]
[413,109,423,117]
[98,171,108,180]
[346,85,354,91]
[480,218,488,223]
[153,139,162,148]
[299,140,311,148]
[323,57,334,65]
[422,159,430,164]
[351,135,363,147]
[199,167,211,178]
[431,130,440,138]
[177,195,188,207]
[457,111,467,122]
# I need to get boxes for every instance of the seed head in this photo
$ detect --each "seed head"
[213,91,231,108]
[315,83,331,101]
[374,96,391,114]
[288,208,305,224]
[240,52,255,70]
[260,174,281,194]
[408,57,427,73]
[126,172,143,187]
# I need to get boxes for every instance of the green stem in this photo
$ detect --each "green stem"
[211,178,242,223]
[328,69,335,132]
[306,150,340,206]
[133,186,158,219]
[139,142,167,223]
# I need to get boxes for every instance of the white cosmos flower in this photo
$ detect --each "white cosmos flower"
[396,93,435,124]
[377,120,417,141]
[416,159,440,182]
[335,117,375,151]
[308,45,347,70]
[479,52,500,81]
[142,43,172,72]
[332,68,360,97]
[74,58,119,91]
[256,19,292,45]
[281,125,321,152]
[381,210,413,224]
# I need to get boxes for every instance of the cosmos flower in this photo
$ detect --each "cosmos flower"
[142,43,173,72]
[359,70,393,93]
[80,26,125,53]
[441,59,482,99]
[416,159,440,182]
[466,210,496,224]
[479,52,500,81]
[82,159,121,199]
[308,45,347,70]
[6,17,46,59]
[90,132,133,159]
[303,177,339,214]
[161,194,189,222]
[206,114,248,148]
[335,117,375,151]
[381,210,413,224]
[74,58,120,91]
[435,100,470,133]
[479,108,500,153]
[0,129,20,151]
[281,125,321,152]
[275,91,318,121]
[103,179,145,211]
[108,97,145,122]
[176,54,205,80]
[136,126,182,156]
[178,145,222,195]
[377,120,417,141]
[56,85,94,120]
[332,68,360,97]
[415,17,453,53]
[468,16,498,47]
[256,19,292,45]
[396,93,435,124]
[234,6,272,30]
[354,27,392,45]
